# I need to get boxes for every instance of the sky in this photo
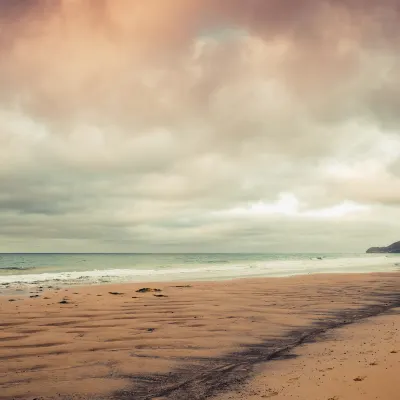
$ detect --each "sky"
[0,0,399,253]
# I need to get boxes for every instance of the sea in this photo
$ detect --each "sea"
[0,253,399,288]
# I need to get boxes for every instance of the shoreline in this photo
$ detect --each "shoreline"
[0,272,399,399]
[1,264,399,298]
[1,254,399,292]
[1,266,399,294]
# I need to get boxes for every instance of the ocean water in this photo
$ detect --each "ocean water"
[0,253,399,288]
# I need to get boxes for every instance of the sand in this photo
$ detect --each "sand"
[0,272,399,400]
[214,310,400,400]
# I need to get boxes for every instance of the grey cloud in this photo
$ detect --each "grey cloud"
[0,1,400,252]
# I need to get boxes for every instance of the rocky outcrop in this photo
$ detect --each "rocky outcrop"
[366,241,400,253]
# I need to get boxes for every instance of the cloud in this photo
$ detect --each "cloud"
[0,0,400,252]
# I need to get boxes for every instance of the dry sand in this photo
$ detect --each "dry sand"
[0,272,399,400]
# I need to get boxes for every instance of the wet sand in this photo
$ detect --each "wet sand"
[214,311,400,400]
[0,272,399,399]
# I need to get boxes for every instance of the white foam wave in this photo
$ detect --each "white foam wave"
[0,255,398,287]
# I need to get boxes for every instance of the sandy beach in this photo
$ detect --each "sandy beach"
[0,272,399,400]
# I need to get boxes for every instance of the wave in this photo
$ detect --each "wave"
[0,255,398,287]
[0,266,36,271]
[204,260,229,264]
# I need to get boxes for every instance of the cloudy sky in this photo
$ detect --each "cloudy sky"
[0,0,399,253]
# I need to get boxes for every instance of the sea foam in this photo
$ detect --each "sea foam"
[0,255,398,288]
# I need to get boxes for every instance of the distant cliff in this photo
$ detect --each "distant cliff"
[366,241,400,253]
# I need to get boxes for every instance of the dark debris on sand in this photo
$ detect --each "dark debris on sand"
[136,288,162,293]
